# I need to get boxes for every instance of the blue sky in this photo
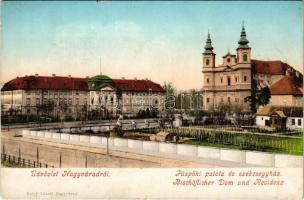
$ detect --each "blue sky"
[1,1,302,90]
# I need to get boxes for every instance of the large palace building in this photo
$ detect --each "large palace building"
[202,25,303,113]
[1,74,165,119]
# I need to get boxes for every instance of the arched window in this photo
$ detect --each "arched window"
[206,59,210,65]
[243,54,248,62]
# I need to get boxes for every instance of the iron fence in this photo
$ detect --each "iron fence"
[1,153,54,168]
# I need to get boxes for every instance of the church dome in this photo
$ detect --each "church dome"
[88,74,112,90]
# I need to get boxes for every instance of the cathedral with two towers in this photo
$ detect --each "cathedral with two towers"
[202,25,303,113]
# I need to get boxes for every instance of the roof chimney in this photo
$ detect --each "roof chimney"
[52,74,56,77]
[35,73,39,77]
[134,77,137,80]
[122,77,125,80]
[68,75,71,78]
[285,68,292,76]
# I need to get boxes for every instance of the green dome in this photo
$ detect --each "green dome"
[88,74,112,90]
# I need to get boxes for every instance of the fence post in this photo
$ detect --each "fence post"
[59,152,62,168]
[36,147,39,163]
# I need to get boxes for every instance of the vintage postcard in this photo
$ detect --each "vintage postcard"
[0,1,303,199]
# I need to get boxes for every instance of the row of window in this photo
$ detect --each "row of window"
[205,58,237,65]
[220,97,239,103]
[124,99,159,105]
[124,92,156,96]
[205,53,248,66]
[206,75,247,85]
[91,96,115,105]
[206,97,247,103]
[291,119,302,126]
[26,91,85,96]
[26,98,85,106]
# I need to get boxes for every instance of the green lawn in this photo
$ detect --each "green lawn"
[136,127,303,155]
[185,135,303,156]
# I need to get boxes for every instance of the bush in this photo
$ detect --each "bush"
[136,108,158,118]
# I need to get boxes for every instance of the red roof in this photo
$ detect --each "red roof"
[112,79,165,93]
[270,76,303,95]
[1,75,165,93]
[252,59,291,75]
[1,76,88,91]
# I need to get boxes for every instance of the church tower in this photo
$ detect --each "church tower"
[202,32,216,111]
[236,24,251,64]
[203,33,216,68]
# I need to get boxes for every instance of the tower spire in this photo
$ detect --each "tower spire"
[204,32,214,54]
[237,23,250,49]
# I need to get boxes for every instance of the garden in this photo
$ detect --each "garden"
[122,126,303,156]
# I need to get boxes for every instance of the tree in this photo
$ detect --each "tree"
[163,82,176,113]
[80,103,88,121]
[258,86,271,106]
[58,101,68,122]
[245,86,271,113]
[218,103,230,114]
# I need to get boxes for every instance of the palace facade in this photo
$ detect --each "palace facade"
[88,75,166,117]
[1,74,166,119]
[1,74,88,120]
[202,25,303,113]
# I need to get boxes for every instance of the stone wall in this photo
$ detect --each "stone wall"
[21,129,303,168]
[1,137,160,168]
